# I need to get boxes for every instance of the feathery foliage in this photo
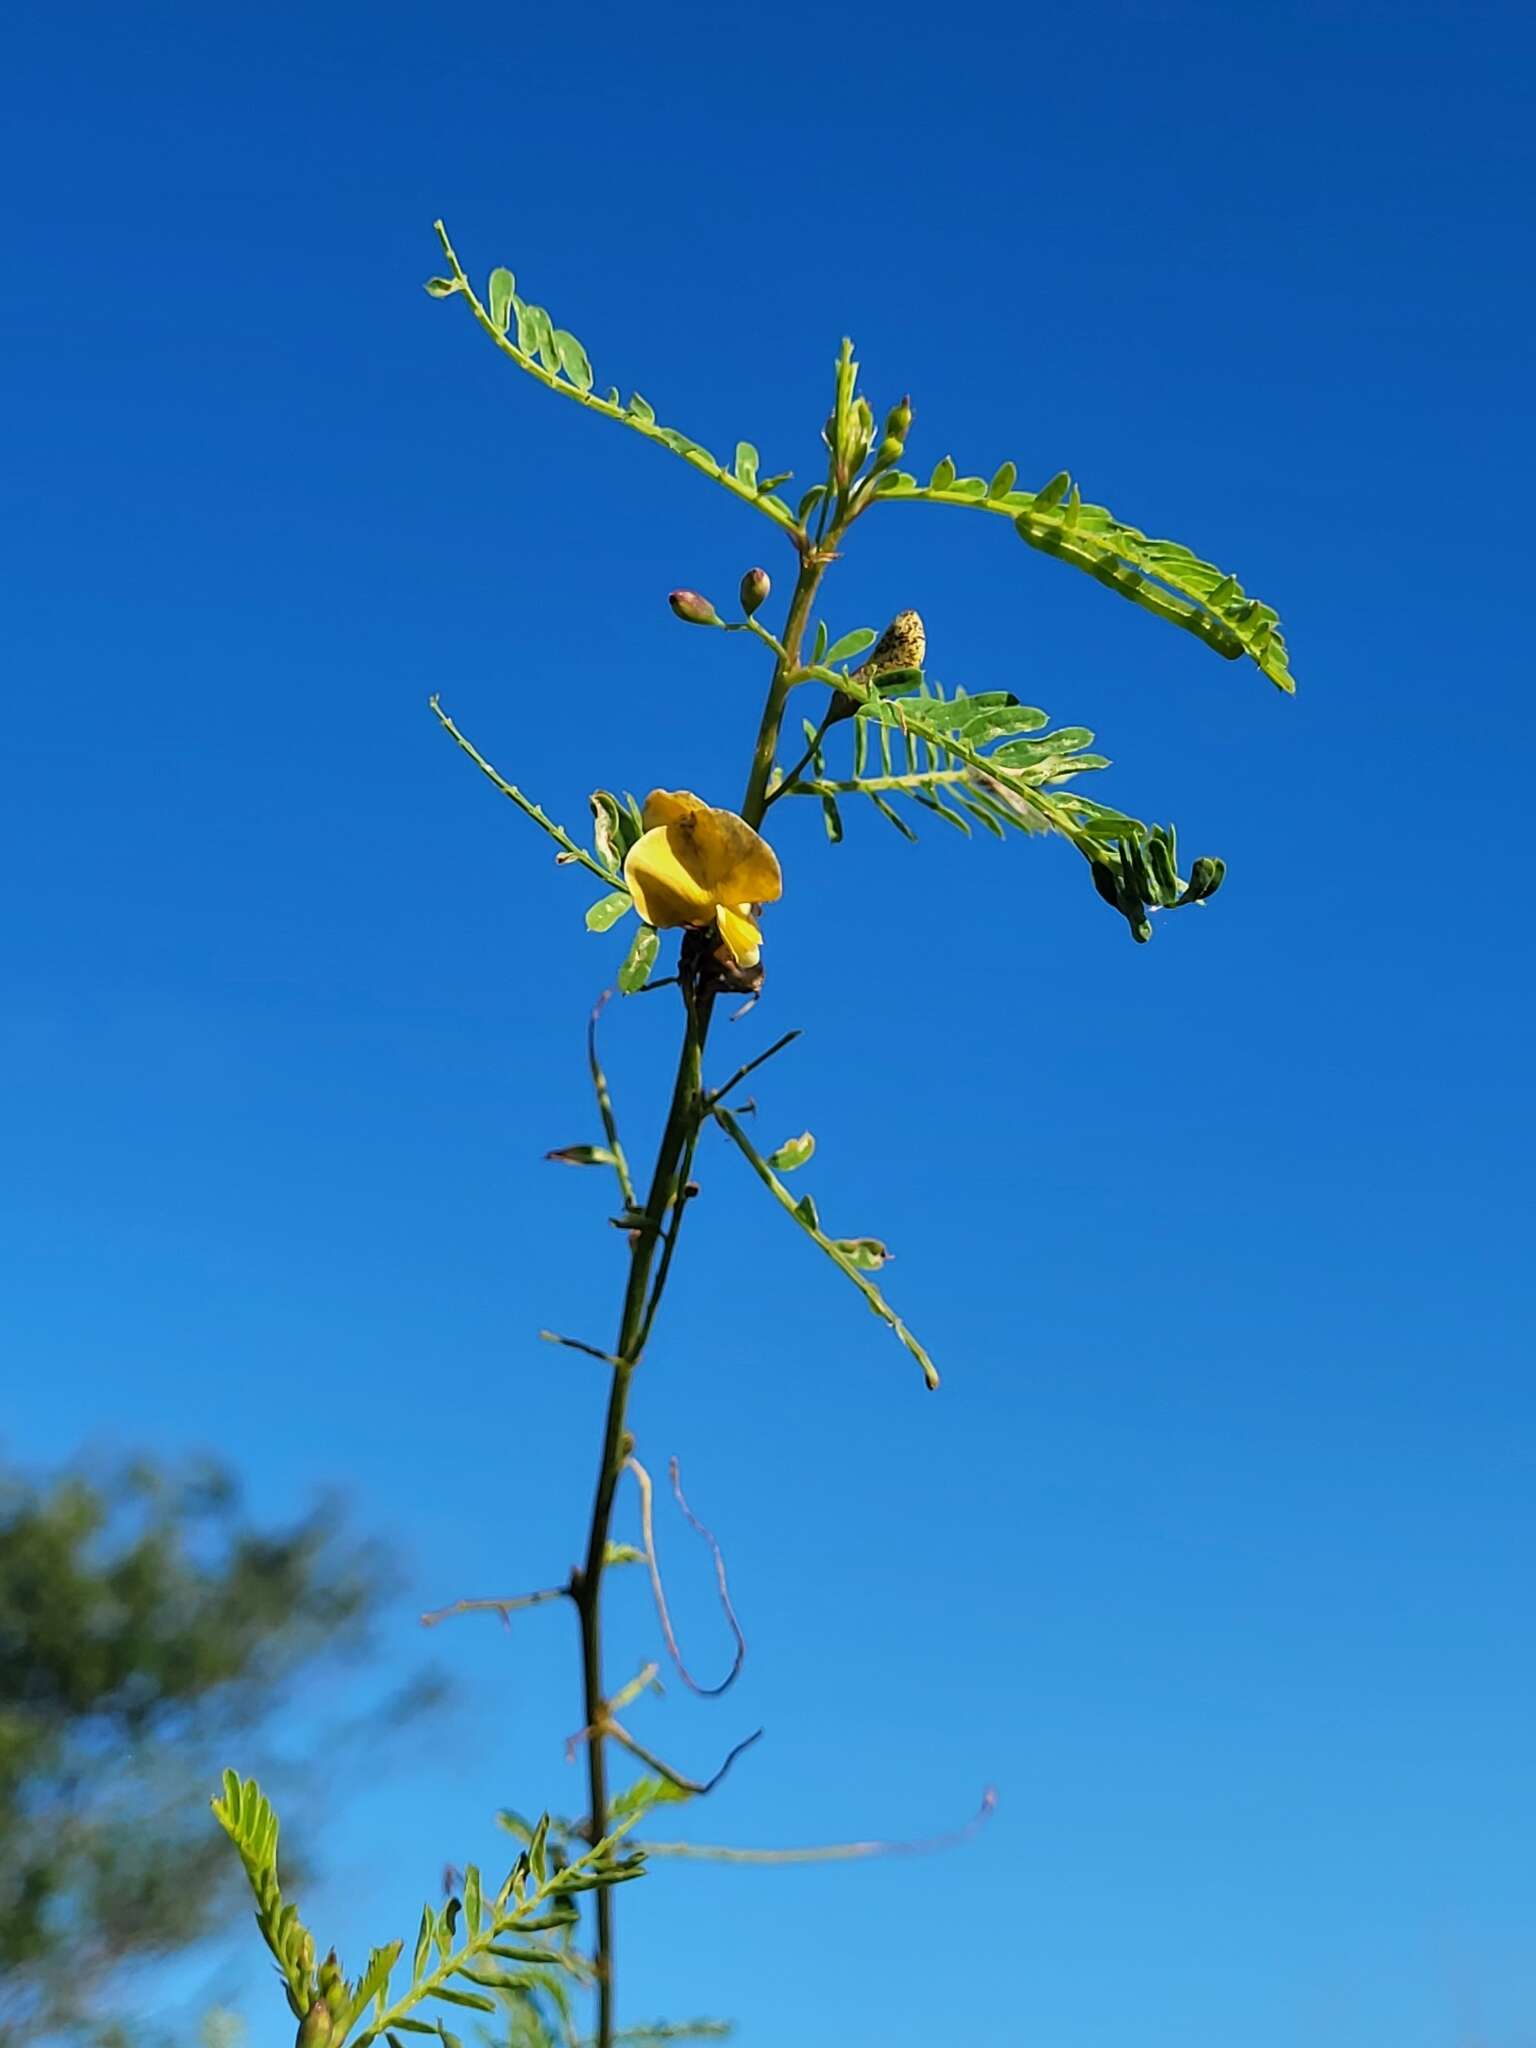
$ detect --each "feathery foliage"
[220,222,1295,2048]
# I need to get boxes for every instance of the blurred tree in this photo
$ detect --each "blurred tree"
[0,1454,429,2047]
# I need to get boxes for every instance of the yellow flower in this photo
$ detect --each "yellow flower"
[624,790,782,967]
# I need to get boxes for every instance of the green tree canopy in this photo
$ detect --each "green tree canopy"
[0,1454,426,2048]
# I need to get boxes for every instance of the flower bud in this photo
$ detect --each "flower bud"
[739,567,771,617]
[667,589,721,627]
[295,2001,333,2048]
[873,396,912,471]
[319,1952,347,2017]
[844,396,875,474]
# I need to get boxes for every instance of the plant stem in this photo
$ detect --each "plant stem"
[740,552,829,827]
[574,984,709,2045]
[576,533,831,2047]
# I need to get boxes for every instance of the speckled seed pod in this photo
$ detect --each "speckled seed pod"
[854,608,927,678]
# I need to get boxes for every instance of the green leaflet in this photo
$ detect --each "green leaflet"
[768,1132,816,1171]
[590,787,641,870]
[834,1237,890,1271]
[585,889,634,933]
[824,626,877,665]
[487,267,516,334]
[608,1776,694,1823]
[619,924,660,993]
[553,328,593,392]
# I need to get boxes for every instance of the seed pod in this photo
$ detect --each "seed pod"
[827,607,928,726]
[739,567,771,617]
[854,609,927,679]
[667,589,721,627]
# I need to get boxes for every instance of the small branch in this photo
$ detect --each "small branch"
[421,1583,572,1629]
[701,1029,802,1111]
[762,708,838,814]
[540,1330,625,1368]
[723,616,790,662]
[429,694,621,886]
[565,1663,665,1762]
[608,1721,765,1798]
[637,1786,998,1864]
[432,221,799,540]
[711,1105,939,1390]
[625,1457,745,1698]
[588,991,637,1209]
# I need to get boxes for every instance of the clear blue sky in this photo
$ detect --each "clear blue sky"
[6,1,1535,2042]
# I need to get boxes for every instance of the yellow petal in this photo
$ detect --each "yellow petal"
[714,903,762,967]
[630,793,783,926]
[700,810,782,907]
[624,825,716,929]
[641,789,707,830]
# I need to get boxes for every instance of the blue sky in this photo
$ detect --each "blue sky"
[5,0,1535,2042]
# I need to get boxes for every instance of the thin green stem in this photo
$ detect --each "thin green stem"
[762,705,838,814]
[588,994,637,1210]
[432,221,798,539]
[430,695,622,886]
[740,554,830,827]
[723,615,789,661]
[574,981,712,2045]
[701,1029,802,1111]
[574,505,844,2048]
[711,1105,938,1390]
[781,768,970,797]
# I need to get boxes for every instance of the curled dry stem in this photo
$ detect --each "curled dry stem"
[607,1721,765,1798]
[626,1456,745,1698]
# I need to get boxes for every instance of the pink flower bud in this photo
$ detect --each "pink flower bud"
[739,568,771,617]
[667,589,721,627]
